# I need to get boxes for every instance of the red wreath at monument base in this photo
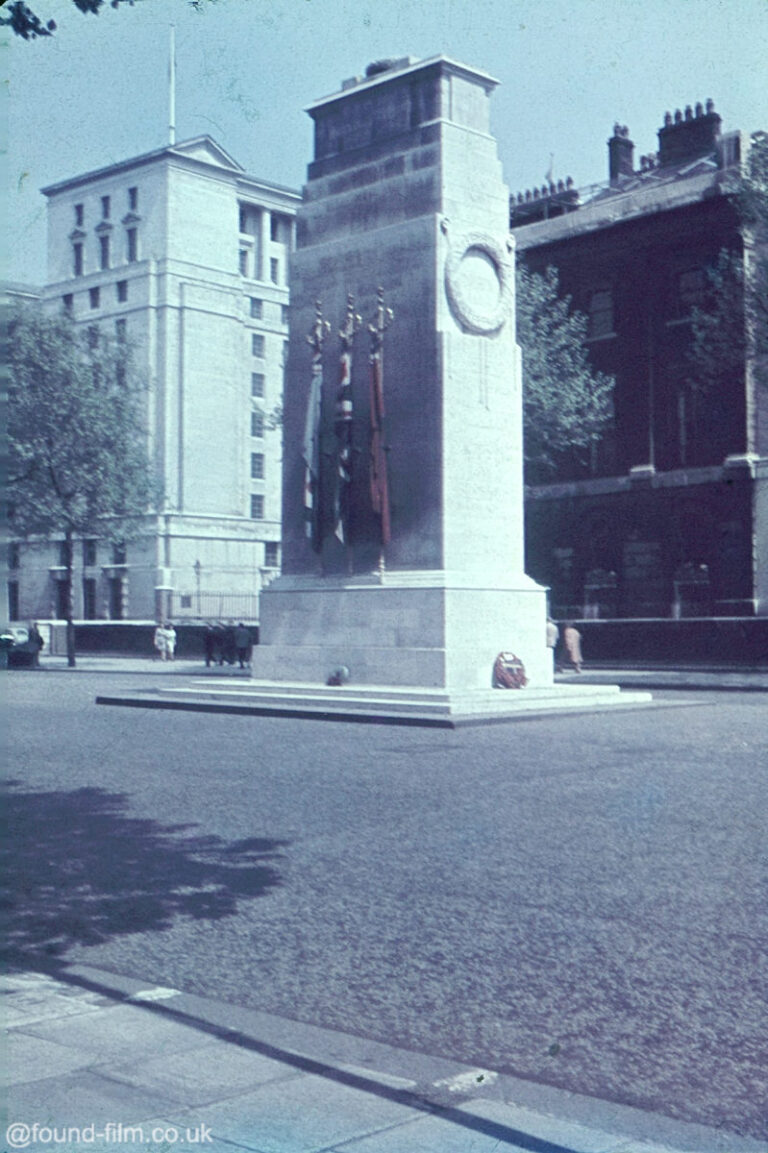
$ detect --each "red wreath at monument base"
[493,652,528,689]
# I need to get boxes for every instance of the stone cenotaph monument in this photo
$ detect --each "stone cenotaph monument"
[254,54,552,703]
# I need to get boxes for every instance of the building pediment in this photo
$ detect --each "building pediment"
[94,220,113,234]
[121,212,142,227]
[171,136,244,172]
[69,228,87,242]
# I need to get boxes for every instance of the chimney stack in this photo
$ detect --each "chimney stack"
[608,124,635,185]
[657,99,721,166]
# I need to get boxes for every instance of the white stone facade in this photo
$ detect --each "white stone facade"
[257,56,550,690]
[6,138,299,625]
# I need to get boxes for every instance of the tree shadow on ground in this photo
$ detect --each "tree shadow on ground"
[0,779,287,964]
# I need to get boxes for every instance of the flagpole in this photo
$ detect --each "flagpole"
[169,25,176,146]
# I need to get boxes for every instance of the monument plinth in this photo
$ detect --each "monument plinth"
[254,54,551,691]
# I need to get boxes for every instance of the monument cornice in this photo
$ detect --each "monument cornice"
[305,54,499,115]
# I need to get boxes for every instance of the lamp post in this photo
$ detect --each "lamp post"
[194,559,202,618]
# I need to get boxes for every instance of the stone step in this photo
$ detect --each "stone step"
[139,681,655,725]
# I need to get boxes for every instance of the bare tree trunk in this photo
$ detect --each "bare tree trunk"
[64,528,76,668]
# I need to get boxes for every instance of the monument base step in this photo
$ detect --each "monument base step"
[96,679,655,727]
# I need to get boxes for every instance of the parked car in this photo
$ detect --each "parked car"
[0,624,41,668]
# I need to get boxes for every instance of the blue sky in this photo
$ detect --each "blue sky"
[5,0,768,284]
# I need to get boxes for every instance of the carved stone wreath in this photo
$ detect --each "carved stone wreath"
[444,231,513,334]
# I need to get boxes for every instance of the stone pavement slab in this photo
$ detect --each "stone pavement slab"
[161,1073,422,1153]
[5,1067,180,1129]
[4,966,766,1153]
[18,1002,213,1064]
[102,1043,300,1108]
[2,1032,95,1085]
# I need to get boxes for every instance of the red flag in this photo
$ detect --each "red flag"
[369,349,391,545]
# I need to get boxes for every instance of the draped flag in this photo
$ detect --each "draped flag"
[333,295,360,544]
[303,303,329,553]
[368,288,394,547]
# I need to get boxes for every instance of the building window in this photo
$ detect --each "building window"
[108,577,124,619]
[128,186,138,211]
[265,542,279,566]
[251,452,265,479]
[270,257,279,284]
[7,581,19,621]
[239,205,247,233]
[251,411,264,437]
[252,333,265,358]
[239,249,249,276]
[281,305,290,326]
[678,268,706,313]
[83,578,97,619]
[117,279,128,302]
[250,494,265,519]
[58,540,70,567]
[250,296,262,319]
[112,541,127,565]
[251,372,265,397]
[75,203,84,226]
[63,293,74,313]
[126,228,138,263]
[101,195,111,219]
[74,243,84,277]
[587,289,614,339]
[89,286,100,309]
[87,325,99,349]
[8,542,20,570]
[99,234,110,270]
[116,318,127,342]
[270,213,279,242]
[83,539,97,567]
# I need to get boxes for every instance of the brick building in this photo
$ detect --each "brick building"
[512,104,767,622]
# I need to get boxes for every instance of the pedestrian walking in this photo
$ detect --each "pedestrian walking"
[165,622,177,661]
[562,622,583,673]
[212,622,226,665]
[222,621,237,666]
[28,622,44,668]
[234,622,252,669]
[203,623,216,667]
[546,617,559,672]
[153,622,167,661]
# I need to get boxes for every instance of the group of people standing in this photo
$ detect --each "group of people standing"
[153,622,177,661]
[204,622,253,669]
[546,618,583,673]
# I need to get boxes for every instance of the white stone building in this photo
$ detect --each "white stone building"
[6,137,299,626]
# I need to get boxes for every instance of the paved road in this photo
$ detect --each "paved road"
[3,672,766,1141]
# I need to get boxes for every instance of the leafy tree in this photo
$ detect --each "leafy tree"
[689,133,768,405]
[0,0,213,39]
[516,263,614,482]
[6,307,159,665]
